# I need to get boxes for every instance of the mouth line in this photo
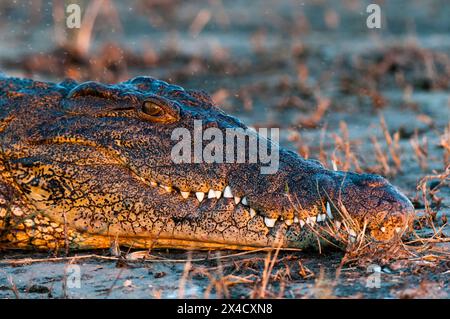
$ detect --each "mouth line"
[135,174,345,231]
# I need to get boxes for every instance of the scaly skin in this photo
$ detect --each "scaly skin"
[0,74,415,251]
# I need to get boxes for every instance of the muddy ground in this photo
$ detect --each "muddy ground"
[0,0,448,298]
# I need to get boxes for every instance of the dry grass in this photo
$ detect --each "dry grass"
[250,241,282,298]
[297,97,331,129]
[368,116,403,176]
[0,1,448,299]
[330,121,362,172]
[440,123,450,167]
[410,130,429,171]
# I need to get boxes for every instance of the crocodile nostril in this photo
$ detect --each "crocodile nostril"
[204,121,219,128]
[365,180,388,188]
[357,174,388,188]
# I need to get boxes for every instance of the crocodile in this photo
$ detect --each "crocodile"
[0,74,415,251]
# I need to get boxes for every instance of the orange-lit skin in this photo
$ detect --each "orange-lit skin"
[0,75,414,251]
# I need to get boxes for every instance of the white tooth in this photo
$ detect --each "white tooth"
[208,189,216,199]
[195,192,205,202]
[181,191,190,199]
[299,220,306,228]
[306,216,316,226]
[294,217,299,223]
[161,185,172,192]
[317,214,326,222]
[215,190,222,199]
[241,196,248,206]
[285,219,293,226]
[326,202,334,219]
[150,181,158,187]
[223,186,233,198]
[264,217,277,228]
[380,227,386,233]
[348,229,357,237]
[395,227,402,233]
[331,160,338,171]
[334,221,342,229]
[249,208,257,218]
[234,196,241,204]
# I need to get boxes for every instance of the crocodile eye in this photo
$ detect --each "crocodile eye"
[142,101,164,117]
[139,97,180,124]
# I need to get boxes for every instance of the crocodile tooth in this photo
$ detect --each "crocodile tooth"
[348,229,357,243]
[332,160,338,171]
[317,214,326,222]
[215,190,222,199]
[208,189,216,199]
[264,217,277,228]
[334,221,342,229]
[306,216,316,226]
[24,219,35,227]
[294,217,299,223]
[299,219,306,228]
[223,186,233,198]
[234,196,241,204]
[181,191,190,199]
[326,202,333,219]
[249,208,257,218]
[161,185,172,192]
[241,196,248,206]
[380,227,386,233]
[285,219,293,226]
[195,192,205,202]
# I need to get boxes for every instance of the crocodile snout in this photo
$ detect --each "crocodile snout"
[315,171,415,241]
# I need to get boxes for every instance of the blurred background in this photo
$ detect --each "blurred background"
[0,0,449,299]
[0,0,448,199]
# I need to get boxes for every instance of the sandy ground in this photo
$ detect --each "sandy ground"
[0,0,448,298]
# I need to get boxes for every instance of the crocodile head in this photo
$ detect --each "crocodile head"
[0,76,414,250]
